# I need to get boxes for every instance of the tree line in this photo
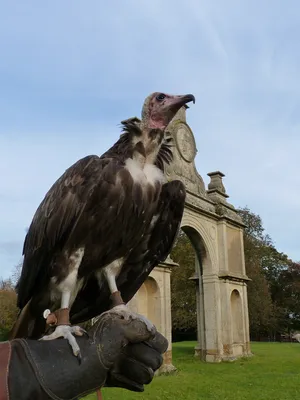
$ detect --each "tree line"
[170,206,300,341]
[1,205,299,341]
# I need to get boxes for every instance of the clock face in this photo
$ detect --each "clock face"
[175,124,197,163]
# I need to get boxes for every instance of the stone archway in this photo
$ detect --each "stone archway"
[180,225,208,361]
[126,106,252,367]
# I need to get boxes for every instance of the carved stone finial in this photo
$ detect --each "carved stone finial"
[207,171,227,195]
[207,171,229,206]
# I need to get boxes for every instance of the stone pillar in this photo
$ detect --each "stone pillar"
[127,255,178,374]
[155,255,178,374]
[189,257,206,360]
[202,273,223,362]
[241,282,252,356]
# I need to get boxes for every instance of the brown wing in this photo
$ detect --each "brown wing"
[70,180,186,324]
[17,155,108,309]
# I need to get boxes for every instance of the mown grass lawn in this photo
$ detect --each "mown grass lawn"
[84,341,300,400]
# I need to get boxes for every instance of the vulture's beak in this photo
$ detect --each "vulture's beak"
[166,94,196,113]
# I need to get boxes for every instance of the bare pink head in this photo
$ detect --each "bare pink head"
[141,92,195,130]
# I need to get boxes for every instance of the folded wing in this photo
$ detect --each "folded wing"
[70,180,186,324]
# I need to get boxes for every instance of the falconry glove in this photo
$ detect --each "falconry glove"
[1,313,168,400]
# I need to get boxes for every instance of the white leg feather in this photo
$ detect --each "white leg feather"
[41,247,86,360]
[96,258,124,294]
[97,258,155,335]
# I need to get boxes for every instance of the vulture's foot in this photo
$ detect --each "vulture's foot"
[107,304,156,334]
[39,325,87,362]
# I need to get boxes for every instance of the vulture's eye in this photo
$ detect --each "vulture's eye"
[156,93,166,101]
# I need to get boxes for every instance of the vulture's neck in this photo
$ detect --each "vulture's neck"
[102,120,173,172]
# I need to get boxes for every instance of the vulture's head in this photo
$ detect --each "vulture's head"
[141,92,195,130]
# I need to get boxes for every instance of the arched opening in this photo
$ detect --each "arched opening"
[170,226,208,359]
[145,277,161,330]
[127,277,161,331]
[230,289,243,344]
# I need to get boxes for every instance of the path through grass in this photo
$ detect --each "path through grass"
[84,342,300,400]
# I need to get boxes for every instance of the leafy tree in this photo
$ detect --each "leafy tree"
[245,258,276,338]
[238,207,272,245]
[237,207,276,337]
[276,262,300,332]
[237,206,300,338]
[0,279,18,340]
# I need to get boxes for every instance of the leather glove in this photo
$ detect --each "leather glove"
[3,313,168,400]
[105,330,168,392]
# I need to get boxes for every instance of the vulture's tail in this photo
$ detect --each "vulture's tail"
[8,301,39,340]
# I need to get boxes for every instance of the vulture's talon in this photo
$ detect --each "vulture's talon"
[72,326,89,338]
[83,330,89,338]
[39,324,83,359]
[107,304,156,334]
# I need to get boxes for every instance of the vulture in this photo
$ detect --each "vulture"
[10,92,195,358]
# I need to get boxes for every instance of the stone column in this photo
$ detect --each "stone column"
[202,273,223,362]
[189,257,206,360]
[155,255,178,374]
[241,282,252,356]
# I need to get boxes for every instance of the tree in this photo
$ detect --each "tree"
[245,258,276,338]
[276,262,300,332]
[238,207,276,338]
[237,206,299,338]
[0,279,18,340]
[170,231,197,331]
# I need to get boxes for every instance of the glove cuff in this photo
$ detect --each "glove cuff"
[9,336,107,400]
[0,341,11,400]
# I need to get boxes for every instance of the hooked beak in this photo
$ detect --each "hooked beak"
[166,94,195,112]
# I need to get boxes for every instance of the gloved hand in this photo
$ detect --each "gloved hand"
[105,329,167,392]
[3,313,168,400]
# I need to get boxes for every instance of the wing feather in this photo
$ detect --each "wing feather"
[17,155,109,308]
[70,180,186,324]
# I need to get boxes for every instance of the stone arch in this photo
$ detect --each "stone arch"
[181,226,206,353]
[181,225,210,277]
[179,212,225,360]
[181,211,217,275]
[230,289,243,344]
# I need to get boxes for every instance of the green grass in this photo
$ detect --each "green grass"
[84,342,300,400]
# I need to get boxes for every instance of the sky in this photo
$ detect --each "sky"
[0,0,299,279]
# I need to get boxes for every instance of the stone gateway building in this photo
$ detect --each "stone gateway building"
[127,107,252,370]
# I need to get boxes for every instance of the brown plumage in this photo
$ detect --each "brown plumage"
[10,92,195,356]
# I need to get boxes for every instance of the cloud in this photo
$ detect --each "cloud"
[0,0,299,278]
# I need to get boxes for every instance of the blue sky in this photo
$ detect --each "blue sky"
[0,0,299,279]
